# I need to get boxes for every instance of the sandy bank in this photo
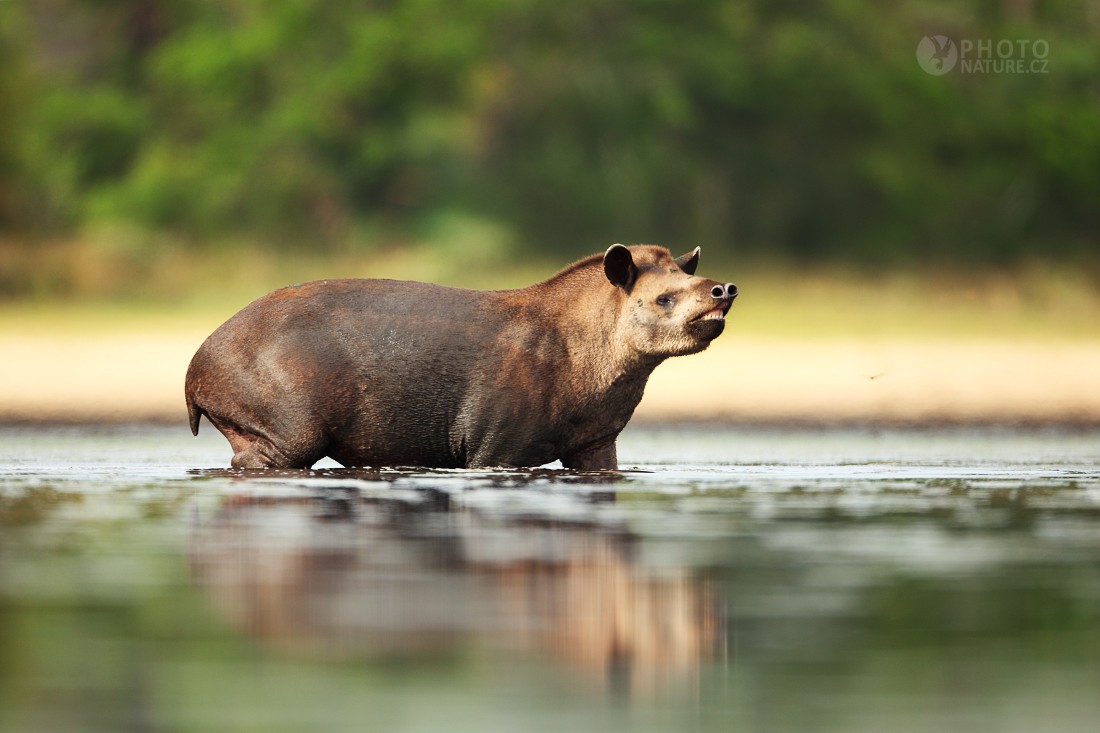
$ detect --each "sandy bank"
[2,330,1098,425]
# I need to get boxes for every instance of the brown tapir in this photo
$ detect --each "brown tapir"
[184,244,737,470]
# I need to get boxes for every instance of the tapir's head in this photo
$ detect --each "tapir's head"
[604,244,737,358]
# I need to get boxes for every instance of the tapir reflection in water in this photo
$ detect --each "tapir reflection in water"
[185,244,737,469]
[188,491,721,698]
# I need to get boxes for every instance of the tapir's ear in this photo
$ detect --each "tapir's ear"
[674,246,700,275]
[603,244,637,292]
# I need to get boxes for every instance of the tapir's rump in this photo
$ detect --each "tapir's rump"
[185,245,737,470]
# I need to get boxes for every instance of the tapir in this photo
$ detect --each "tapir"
[184,244,737,470]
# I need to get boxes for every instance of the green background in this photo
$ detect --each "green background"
[1,0,1098,301]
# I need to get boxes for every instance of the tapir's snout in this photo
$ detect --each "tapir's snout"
[710,283,738,300]
[688,278,736,326]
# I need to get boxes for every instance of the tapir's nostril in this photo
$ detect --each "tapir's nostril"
[711,283,738,300]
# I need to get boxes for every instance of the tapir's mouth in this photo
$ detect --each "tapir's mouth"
[689,300,732,324]
[694,308,726,322]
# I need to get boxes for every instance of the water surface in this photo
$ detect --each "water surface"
[1,423,1098,733]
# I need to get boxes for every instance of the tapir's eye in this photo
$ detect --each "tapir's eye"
[656,294,674,307]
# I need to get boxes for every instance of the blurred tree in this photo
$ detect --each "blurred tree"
[0,0,1097,277]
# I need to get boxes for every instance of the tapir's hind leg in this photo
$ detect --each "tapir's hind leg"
[208,416,325,469]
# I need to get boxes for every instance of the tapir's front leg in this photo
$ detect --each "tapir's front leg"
[561,441,617,471]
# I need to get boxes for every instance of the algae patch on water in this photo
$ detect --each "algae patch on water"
[0,486,84,527]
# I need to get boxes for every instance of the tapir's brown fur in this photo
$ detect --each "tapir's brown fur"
[185,244,736,470]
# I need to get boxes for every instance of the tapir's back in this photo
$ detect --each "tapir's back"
[185,278,513,467]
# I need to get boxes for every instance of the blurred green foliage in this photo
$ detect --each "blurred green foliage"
[0,0,1097,295]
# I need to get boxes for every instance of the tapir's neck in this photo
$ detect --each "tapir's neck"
[513,263,662,397]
